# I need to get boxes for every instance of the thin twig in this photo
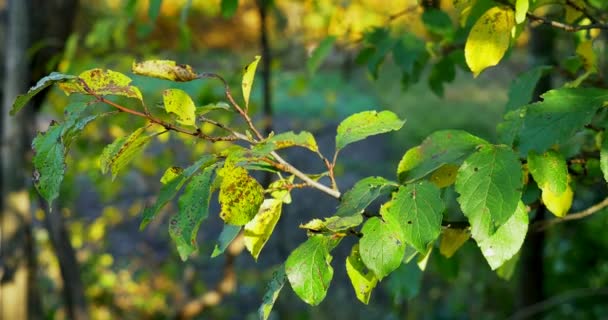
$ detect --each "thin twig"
[532,197,608,231]
[527,12,608,32]
[566,0,602,24]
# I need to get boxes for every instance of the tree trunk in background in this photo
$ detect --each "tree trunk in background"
[518,24,555,313]
[0,1,40,319]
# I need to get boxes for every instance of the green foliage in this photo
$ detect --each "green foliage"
[252,131,319,156]
[345,244,378,304]
[10,72,76,115]
[335,110,405,151]
[307,36,336,75]
[99,126,153,180]
[259,265,287,320]
[244,199,283,260]
[242,55,261,109]
[359,216,405,280]
[32,123,66,206]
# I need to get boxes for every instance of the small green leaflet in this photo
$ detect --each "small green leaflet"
[602,133,608,183]
[359,216,405,280]
[515,0,529,24]
[211,224,242,258]
[99,126,153,180]
[527,150,568,194]
[140,155,215,229]
[455,145,523,241]
[336,176,398,217]
[160,167,183,184]
[382,181,445,253]
[285,235,335,306]
[244,199,282,260]
[307,36,336,74]
[162,89,196,126]
[335,110,405,151]
[504,66,551,113]
[259,265,287,320]
[346,244,378,304]
[477,201,528,270]
[252,131,319,156]
[11,72,76,115]
[499,88,608,155]
[132,60,198,82]
[397,130,489,183]
[221,0,238,18]
[169,164,218,261]
[32,122,66,206]
[59,69,143,101]
[218,164,264,226]
[242,55,261,110]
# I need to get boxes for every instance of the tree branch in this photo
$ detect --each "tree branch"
[532,196,608,232]
[527,12,608,32]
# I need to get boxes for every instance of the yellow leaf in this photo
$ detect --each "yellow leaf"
[218,164,265,226]
[430,164,459,188]
[59,69,143,101]
[132,60,198,82]
[244,199,282,260]
[515,0,528,24]
[162,89,197,126]
[345,244,378,304]
[242,55,261,110]
[576,40,597,72]
[439,228,470,258]
[542,183,573,218]
[465,6,514,77]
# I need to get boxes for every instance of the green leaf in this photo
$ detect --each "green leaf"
[140,155,215,229]
[422,9,454,37]
[364,28,395,79]
[336,110,405,151]
[169,165,218,261]
[382,181,445,253]
[602,133,608,183]
[504,66,551,113]
[218,164,264,226]
[477,202,528,269]
[387,260,423,301]
[59,69,143,101]
[307,36,336,74]
[252,131,319,156]
[259,265,287,320]
[221,0,238,18]
[285,235,334,306]
[359,216,405,280]
[99,126,153,180]
[397,130,489,183]
[148,0,162,22]
[211,224,242,258]
[132,60,198,82]
[32,122,66,206]
[242,55,261,109]
[196,102,231,116]
[428,56,456,97]
[336,176,398,217]
[244,199,282,260]
[499,88,608,155]
[11,72,76,115]
[392,34,426,75]
[527,150,568,194]
[515,0,529,24]
[346,244,378,304]
[455,145,523,241]
[269,176,294,204]
[162,89,196,126]
[464,6,514,77]
[160,167,183,184]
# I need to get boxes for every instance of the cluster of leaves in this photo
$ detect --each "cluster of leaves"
[12,0,608,318]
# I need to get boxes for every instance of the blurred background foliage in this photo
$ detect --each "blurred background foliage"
[8,0,608,319]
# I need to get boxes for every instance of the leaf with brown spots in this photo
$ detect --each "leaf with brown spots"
[244,199,282,260]
[218,164,264,226]
[132,60,198,82]
[99,126,153,180]
[59,69,143,101]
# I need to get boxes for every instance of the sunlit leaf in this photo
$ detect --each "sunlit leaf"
[359,216,405,280]
[218,164,264,225]
[59,69,143,101]
[307,36,336,74]
[244,199,282,260]
[601,133,608,183]
[576,40,598,72]
[477,202,528,269]
[346,244,378,304]
[527,150,568,194]
[455,145,523,241]
[252,131,319,156]
[169,165,218,261]
[336,110,405,151]
[397,130,489,183]
[162,89,196,126]
[242,55,261,109]
[211,224,242,258]
[132,60,198,82]
[515,0,528,24]
[439,229,471,258]
[465,6,514,77]
[99,126,153,180]
[336,176,398,217]
[542,182,573,218]
[496,252,520,280]
[259,265,287,320]
[383,182,444,253]
[11,72,76,115]
[285,235,335,305]
[160,167,183,184]
[32,122,66,206]
[269,176,294,204]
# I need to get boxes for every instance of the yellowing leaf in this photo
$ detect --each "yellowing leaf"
[576,40,597,72]
[244,199,282,260]
[565,0,584,23]
[465,6,514,77]
[439,229,471,258]
[59,69,143,101]
[345,244,378,304]
[160,167,183,184]
[218,164,264,225]
[132,60,198,82]
[515,0,528,24]
[542,183,573,218]
[430,164,459,188]
[162,89,197,126]
[242,55,261,109]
